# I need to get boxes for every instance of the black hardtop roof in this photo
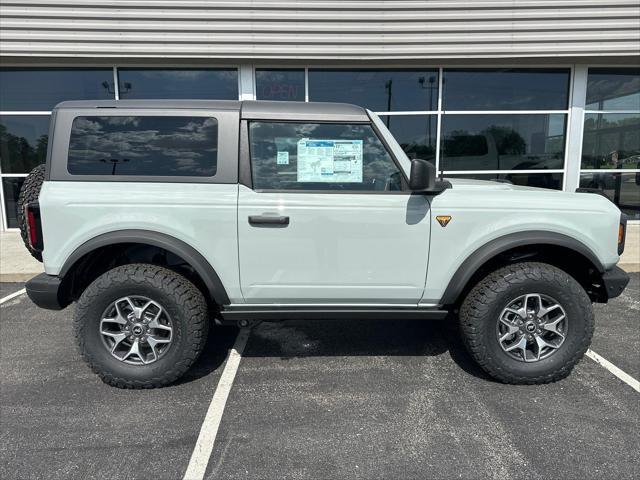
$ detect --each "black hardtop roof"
[53,99,369,121]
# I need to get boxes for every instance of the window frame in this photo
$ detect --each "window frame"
[49,108,239,184]
[241,119,411,194]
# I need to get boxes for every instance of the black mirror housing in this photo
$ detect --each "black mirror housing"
[409,158,436,191]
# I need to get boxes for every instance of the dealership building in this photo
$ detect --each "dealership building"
[0,0,638,231]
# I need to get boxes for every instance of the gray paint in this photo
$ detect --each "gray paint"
[1,1,638,60]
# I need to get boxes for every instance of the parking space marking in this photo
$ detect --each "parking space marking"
[183,328,250,480]
[586,349,640,392]
[0,288,26,305]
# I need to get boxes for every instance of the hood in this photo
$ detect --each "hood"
[445,177,558,192]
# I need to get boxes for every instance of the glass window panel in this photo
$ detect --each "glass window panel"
[384,115,437,161]
[440,114,566,171]
[256,69,305,101]
[586,68,640,111]
[249,121,403,191]
[443,69,570,111]
[581,113,640,169]
[2,177,25,228]
[0,115,49,173]
[579,173,640,220]
[0,68,114,111]
[446,172,563,190]
[308,69,438,112]
[68,116,218,177]
[117,68,238,100]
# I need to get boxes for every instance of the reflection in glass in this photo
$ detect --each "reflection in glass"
[446,173,563,190]
[117,69,238,100]
[256,69,305,101]
[68,116,218,176]
[384,115,437,161]
[586,68,640,110]
[308,69,439,111]
[440,114,566,171]
[581,113,640,170]
[249,122,402,191]
[0,116,49,173]
[2,177,25,228]
[443,69,570,111]
[0,68,114,111]
[579,173,640,219]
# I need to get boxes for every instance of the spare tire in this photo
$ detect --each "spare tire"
[17,164,45,262]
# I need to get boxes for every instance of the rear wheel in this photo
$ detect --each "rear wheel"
[459,262,594,384]
[74,264,209,388]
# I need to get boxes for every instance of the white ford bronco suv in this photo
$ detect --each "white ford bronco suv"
[20,100,629,388]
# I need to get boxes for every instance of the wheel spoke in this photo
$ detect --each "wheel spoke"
[542,314,566,337]
[122,339,146,363]
[115,297,137,321]
[102,331,127,352]
[534,334,559,360]
[538,303,560,319]
[149,316,172,333]
[505,336,528,361]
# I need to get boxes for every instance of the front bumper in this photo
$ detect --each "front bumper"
[25,273,67,310]
[601,266,630,300]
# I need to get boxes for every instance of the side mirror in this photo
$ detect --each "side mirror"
[409,158,436,191]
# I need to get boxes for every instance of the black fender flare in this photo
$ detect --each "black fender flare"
[439,230,605,306]
[59,229,230,305]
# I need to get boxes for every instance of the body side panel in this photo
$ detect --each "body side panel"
[421,187,621,304]
[39,181,243,303]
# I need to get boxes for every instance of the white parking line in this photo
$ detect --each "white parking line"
[0,288,26,305]
[183,328,250,480]
[586,349,640,393]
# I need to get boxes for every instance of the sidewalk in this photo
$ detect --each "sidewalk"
[0,231,43,282]
[1,226,638,282]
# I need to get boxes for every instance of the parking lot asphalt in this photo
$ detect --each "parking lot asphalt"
[1,276,639,480]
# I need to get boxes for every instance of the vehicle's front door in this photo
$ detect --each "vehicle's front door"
[237,120,431,304]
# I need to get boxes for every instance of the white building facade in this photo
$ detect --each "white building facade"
[1,0,639,230]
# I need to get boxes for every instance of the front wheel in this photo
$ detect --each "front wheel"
[74,264,209,388]
[459,262,594,384]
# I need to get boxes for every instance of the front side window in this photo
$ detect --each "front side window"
[68,116,218,177]
[249,122,403,191]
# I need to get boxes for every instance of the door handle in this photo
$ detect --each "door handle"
[248,215,290,226]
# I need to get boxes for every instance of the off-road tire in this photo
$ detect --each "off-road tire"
[74,264,209,389]
[459,262,594,384]
[17,164,45,262]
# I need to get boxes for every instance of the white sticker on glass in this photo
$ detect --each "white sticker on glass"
[297,139,363,183]
[276,151,289,165]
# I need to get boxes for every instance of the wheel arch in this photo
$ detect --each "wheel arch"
[59,229,230,306]
[439,231,606,306]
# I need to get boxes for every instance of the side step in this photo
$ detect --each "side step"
[218,306,449,324]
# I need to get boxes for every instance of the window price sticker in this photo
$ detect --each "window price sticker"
[297,139,363,183]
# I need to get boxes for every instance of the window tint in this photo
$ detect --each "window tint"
[256,69,305,101]
[384,115,437,161]
[249,122,403,191]
[443,69,570,111]
[581,113,640,170]
[68,116,218,177]
[580,172,640,220]
[586,68,640,110]
[308,69,438,111]
[440,114,566,171]
[447,172,563,190]
[0,115,49,173]
[0,68,114,111]
[117,69,238,100]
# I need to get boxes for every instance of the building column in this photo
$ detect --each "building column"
[564,65,588,192]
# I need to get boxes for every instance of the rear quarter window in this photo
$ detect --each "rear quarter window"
[67,116,218,176]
